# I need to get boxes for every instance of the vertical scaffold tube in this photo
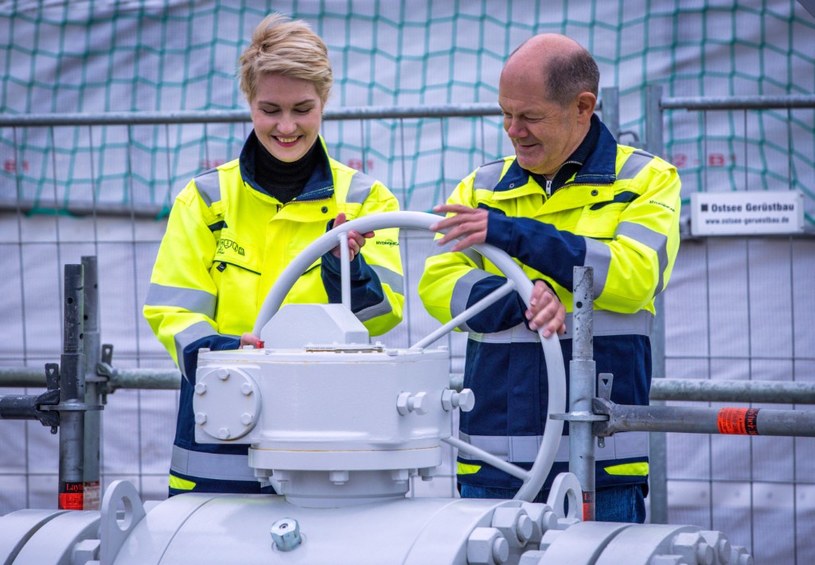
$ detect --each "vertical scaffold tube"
[81,256,101,510]
[58,264,86,510]
[570,266,596,520]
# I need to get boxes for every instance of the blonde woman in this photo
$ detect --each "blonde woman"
[144,14,404,496]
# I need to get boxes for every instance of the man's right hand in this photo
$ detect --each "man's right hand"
[525,281,566,338]
[429,204,489,252]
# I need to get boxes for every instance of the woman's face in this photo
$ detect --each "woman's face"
[250,73,324,162]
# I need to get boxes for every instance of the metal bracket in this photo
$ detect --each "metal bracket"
[595,372,614,448]
[591,397,616,440]
[36,363,61,433]
[549,372,614,426]
[94,343,115,403]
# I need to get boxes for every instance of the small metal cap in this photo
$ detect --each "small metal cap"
[271,517,302,551]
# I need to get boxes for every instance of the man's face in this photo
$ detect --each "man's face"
[250,73,324,163]
[498,69,583,177]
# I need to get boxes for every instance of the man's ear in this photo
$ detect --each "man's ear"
[575,91,597,123]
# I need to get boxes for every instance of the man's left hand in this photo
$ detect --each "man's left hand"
[526,281,566,338]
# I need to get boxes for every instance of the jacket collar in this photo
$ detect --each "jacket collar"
[494,114,617,192]
[239,132,334,201]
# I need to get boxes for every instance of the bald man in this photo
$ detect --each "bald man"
[419,34,682,523]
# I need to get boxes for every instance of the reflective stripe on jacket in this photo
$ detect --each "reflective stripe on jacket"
[143,134,404,487]
[419,118,681,491]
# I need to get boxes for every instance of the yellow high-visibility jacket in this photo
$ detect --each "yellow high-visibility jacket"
[144,134,404,493]
[419,116,681,492]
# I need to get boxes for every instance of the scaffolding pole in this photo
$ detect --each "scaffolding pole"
[594,399,815,437]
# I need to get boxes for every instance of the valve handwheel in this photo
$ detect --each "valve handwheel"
[252,211,566,502]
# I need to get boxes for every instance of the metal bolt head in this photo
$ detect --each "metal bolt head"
[492,537,509,564]
[700,530,732,563]
[329,470,349,485]
[271,518,302,551]
[218,427,231,439]
[194,412,207,425]
[441,389,455,411]
[467,527,509,564]
[240,382,254,396]
[672,531,712,565]
[240,412,254,426]
[396,391,412,415]
[455,388,476,412]
[730,545,754,565]
[194,382,207,395]
[492,507,534,547]
[410,392,428,415]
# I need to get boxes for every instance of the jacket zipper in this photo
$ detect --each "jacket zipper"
[544,159,582,197]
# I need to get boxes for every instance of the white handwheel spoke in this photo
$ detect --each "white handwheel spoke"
[443,436,529,480]
[338,231,351,309]
[409,279,516,351]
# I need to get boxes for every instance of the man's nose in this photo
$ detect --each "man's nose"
[506,118,525,138]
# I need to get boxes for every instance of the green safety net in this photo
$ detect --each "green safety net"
[0,0,813,223]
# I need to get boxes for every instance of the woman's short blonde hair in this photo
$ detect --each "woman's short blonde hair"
[238,13,333,104]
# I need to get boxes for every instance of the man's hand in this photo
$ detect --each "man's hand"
[526,281,566,338]
[429,204,489,252]
[330,212,374,261]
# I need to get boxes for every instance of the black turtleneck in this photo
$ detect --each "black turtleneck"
[254,141,319,204]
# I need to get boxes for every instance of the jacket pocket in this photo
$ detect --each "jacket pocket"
[209,259,261,336]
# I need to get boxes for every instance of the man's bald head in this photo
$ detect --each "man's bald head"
[503,33,599,107]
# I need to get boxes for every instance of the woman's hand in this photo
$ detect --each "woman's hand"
[240,333,263,348]
[330,212,374,261]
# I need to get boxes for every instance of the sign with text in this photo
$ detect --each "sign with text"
[690,191,804,236]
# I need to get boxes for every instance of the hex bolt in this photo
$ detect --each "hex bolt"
[329,471,349,485]
[491,537,509,564]
[515,514,533,545]
[409,392,428,415]
[442,389,476,412]
[520,502,551,543]
[240,412,254,426]
[492,507,534,547]
[454,389,475,412]
[467,527,509,564]
[391,469,410,483]
[194,412,207,425]
[672,532,713,565]
[730,545,753,565]
[218,370,230,381]
[696,542,714,565]
[397,391,428,416]
[441,390,455,411]
[700,530,731,563]
[194,382,207,395]
[218,427,231,439]
[241,382,254,396]
[270,518,302,552]
[419,466,436,481]
[397,392,412,415]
